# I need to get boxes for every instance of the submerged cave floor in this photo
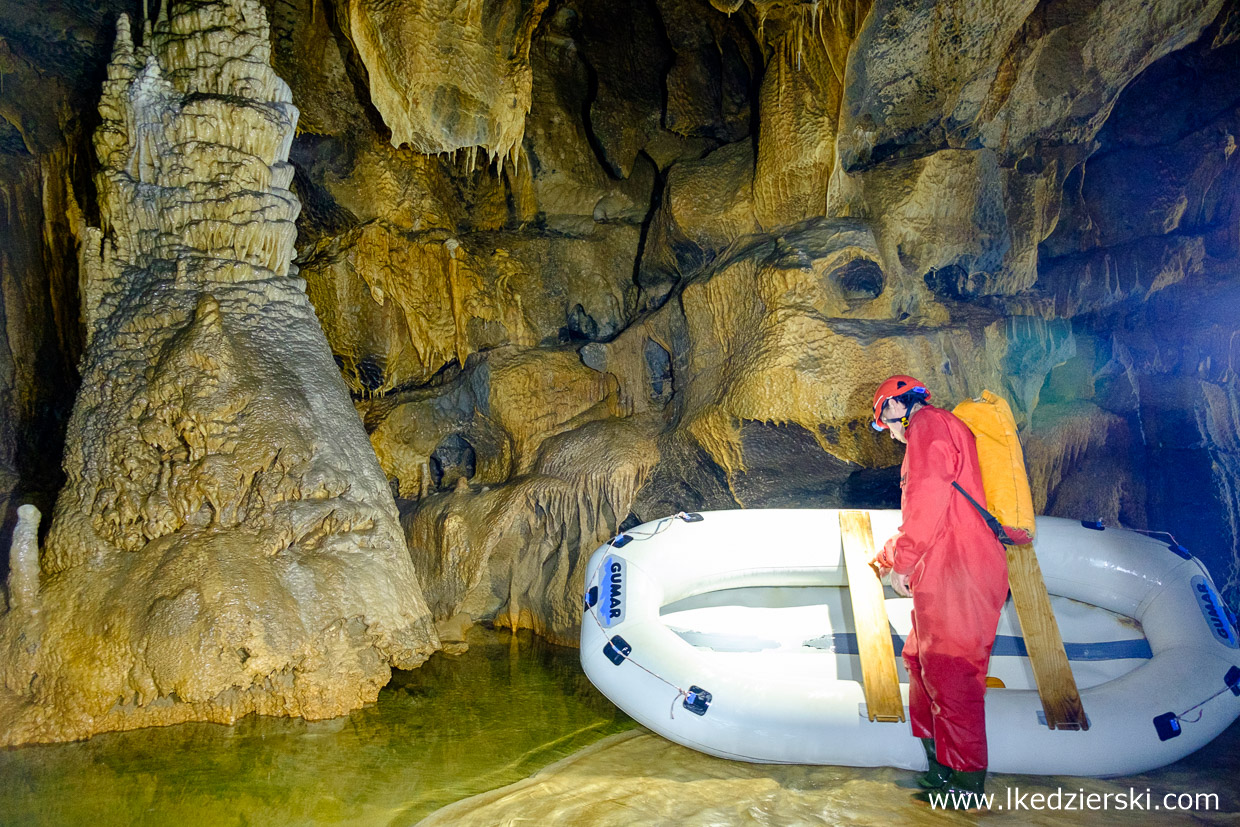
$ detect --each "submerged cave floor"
[419,720,1240,826]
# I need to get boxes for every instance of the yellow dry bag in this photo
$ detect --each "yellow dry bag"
[952,390,1036,541]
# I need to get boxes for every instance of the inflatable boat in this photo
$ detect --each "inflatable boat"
[579,509,1240,776]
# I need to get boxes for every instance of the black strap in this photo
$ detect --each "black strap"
[951,481,1014,546]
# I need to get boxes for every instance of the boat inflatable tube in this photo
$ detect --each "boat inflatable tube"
[579,509,1240,776]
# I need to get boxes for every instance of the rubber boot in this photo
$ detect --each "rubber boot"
[914,769,989,809]
[916,738,952,789]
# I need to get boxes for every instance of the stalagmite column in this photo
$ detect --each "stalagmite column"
[0,0,438,747]
[6,505,41,613]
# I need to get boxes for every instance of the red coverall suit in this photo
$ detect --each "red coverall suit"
[877,405,1008,772]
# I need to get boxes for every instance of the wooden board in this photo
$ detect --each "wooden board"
[839,511,905,723]
[1007,542,1089,731]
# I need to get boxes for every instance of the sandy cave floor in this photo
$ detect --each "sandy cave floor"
[416,723,1240,826]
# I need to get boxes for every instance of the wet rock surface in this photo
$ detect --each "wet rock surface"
[0,0,1238,745]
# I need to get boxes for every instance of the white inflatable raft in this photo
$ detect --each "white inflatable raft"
[579,509,1240,776]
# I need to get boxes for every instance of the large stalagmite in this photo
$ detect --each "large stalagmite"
[0,0,438,746]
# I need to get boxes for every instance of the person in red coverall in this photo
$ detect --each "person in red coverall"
[868,375,1008,808]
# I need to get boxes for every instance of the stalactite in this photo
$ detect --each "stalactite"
[444,238,467,368]
[344,0,548,163]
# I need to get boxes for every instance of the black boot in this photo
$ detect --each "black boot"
[913,768,989,809]
[916,738,952,789]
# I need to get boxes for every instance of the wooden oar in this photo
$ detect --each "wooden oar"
[839,510,905,723]
[1007,541,1089,730]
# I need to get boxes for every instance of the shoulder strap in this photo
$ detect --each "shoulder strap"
[951,481,1014,546]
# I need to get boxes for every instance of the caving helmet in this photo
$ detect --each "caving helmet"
[871,375,930,431]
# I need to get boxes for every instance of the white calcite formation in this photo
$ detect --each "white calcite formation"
[0,0,438,746]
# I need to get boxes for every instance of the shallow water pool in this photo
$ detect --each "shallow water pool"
[0,627,633,826]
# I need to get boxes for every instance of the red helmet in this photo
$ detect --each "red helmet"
[872,375,930,431]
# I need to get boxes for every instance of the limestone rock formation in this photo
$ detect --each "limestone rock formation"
[404,415,660,647]
[0,30,89,523]
[0,0,437,746]
[752,3,869,229]
[273,0,689,648]
[1,0,1238,718]
[640,139,760,290]
[356,341,656,646]
[328,0,1239,643]
[838,0,1224,166]
[299,221,640,396]
[1024,401,1144,525]
[335,0,550,165]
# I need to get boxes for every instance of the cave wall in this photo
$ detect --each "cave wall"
[309,0,1240,626]
[1031,15,1240,598]
[0,5,101,552]
[285,0,1238,639]
[0,0,1236,743]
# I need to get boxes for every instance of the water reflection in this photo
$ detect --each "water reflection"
[0,627,633,826]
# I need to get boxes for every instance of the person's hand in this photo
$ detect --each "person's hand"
[871,536,898,570]
[890,571,912,597]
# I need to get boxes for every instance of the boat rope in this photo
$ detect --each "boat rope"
[1093,523,1215,579]
[670,689,688,720]
[1130,528,1180,544]
[584,515,690,719]
[1173,681,1238,724]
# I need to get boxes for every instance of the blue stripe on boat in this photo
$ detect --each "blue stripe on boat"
[821,634,1153,660]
